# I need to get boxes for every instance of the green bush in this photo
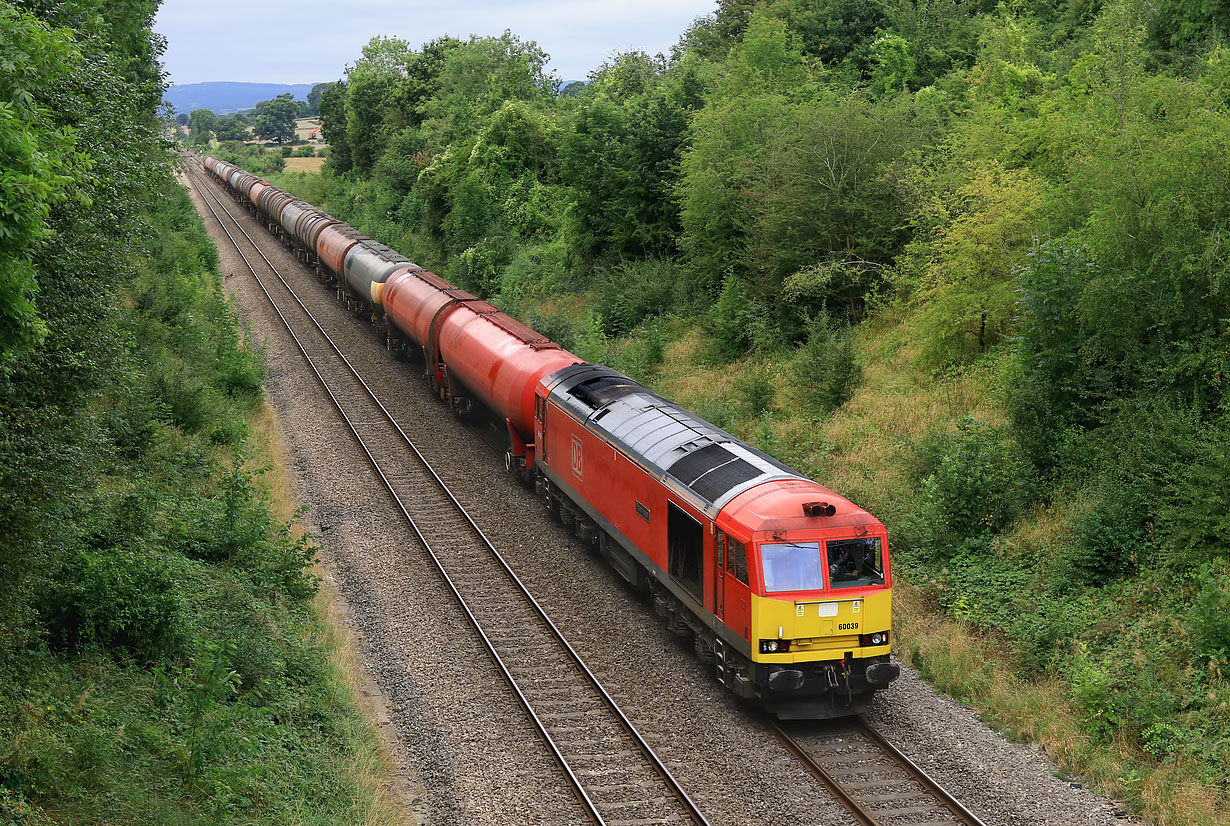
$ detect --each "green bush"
[906,418,1035,560]
[735,368,774,415]
[708,274,770,360]
[789,311,860,414]
[609,317,668,380]
[1188,562,1230,663]
[591,258,682,337]
[40,545,185,659]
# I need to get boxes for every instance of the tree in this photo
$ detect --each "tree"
[317,81,351,171]
[212,115,248,141]
[421,31,556,144]
[0,4,86,357]
[187,107,216,144]
[306,81,330,115]
[175,111,188,126]
[252,93,297,143]
[344,36,414,172]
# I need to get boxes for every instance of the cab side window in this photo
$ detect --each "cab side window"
[717,532,727,569]
[735,542,749,586]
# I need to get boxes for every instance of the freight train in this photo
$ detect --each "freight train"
[201,154,900,719]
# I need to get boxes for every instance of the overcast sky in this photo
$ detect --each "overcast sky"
[155,0,719,87]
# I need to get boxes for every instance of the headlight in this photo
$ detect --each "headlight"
[759,639,791,653]
[859,631,890,647]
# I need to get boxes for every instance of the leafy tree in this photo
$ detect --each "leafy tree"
[912,161,1046,364]
[679,10,815,295]
[0,4,87,358]
[317,80,351,171]
[562,52,705,262]
[175,111,188,126]
[775,0,888,77]
[421,31,556,144]
[187,107,216,143]
[306,81,330,115]
[212,114,248,141]
[344,36,414,172]
[252,93,297,143]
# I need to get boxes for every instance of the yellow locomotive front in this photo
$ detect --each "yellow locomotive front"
[717,483,899,719]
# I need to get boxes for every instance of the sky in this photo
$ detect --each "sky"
[155,0,720,87]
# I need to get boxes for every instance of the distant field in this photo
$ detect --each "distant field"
[285,156,326,173]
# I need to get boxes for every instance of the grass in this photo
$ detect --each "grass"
[284,157,326,174]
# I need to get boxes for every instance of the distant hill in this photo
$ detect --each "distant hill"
[164,82,323,115]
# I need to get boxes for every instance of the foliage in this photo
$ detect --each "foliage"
[211,114,248,142]
[909,161,1046,365]
[252,93,298,144]
[0,4,88,358]
[789,311,860,414]
[187,108,216,144]
[905,418,1034,561]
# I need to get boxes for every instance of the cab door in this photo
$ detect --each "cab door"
[714,531,727,620]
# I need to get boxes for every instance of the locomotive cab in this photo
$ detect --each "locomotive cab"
[717,484,901,719]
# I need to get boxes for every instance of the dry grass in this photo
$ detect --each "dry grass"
[247,400,413,826]
[284,157,326,174]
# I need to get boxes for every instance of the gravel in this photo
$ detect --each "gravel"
[182,163,1151,826]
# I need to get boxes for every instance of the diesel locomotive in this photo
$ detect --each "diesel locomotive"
[202,154,900,719]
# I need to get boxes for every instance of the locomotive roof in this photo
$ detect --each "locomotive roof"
[546,364,835,519]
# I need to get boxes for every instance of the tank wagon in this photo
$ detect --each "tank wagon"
[202,155,900,718]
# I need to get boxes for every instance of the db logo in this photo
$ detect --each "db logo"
[571,435,583,480]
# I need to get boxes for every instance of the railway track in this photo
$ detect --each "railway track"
[772,715,987,826]
[184,160,709,826]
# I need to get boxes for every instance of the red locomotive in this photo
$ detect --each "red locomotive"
[203,155,900,718]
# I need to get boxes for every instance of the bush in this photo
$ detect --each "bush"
[608,317,668,380]
[1187,562,1230,663]
[591,258,682,337]
[709,274,769,360]
[735,368,774,415]
[40,545,185,659]
[789,311,860,413]
[906,418,1035,560]
[291,144,315,158]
